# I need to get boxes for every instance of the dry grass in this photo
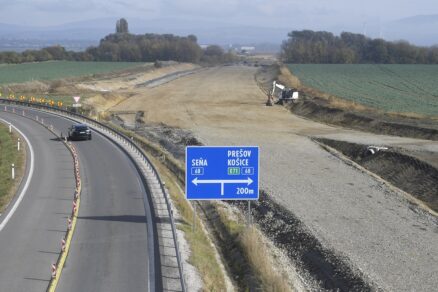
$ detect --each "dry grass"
[386,111,437,121]
[216,205,294,292]
[241,227,292,292]
[4,81,50,95]
[278,66,301,89]
[83,93,126,113]
[148,155,227,291]
[325,95,370,112]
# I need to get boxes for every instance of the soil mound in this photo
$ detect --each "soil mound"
[316,138,438,212]
[289,98,438,141]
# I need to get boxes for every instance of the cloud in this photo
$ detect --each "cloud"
[0,0,437,33]
[2,0,157,14]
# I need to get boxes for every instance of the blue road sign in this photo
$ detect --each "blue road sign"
[186,146,259,200]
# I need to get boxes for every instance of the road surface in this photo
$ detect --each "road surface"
[0,111,75,291]
[0,107,153,291]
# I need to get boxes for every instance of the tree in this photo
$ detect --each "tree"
[116,18,129,34]
[201,45,225,64]
[280,29,438,64]
[44,45,68,60]
[367,39,389,63]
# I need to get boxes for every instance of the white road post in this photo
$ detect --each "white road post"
[9,123,12,133]
[17,138,20,151]
[11,164,15,180]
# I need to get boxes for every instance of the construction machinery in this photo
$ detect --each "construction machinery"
[365,145,388,156]
[266,81,299,106]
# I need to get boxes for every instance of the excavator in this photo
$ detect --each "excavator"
[266,81,299,106]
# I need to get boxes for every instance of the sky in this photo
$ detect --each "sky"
[0,0,437,45]
[1,0,437,28]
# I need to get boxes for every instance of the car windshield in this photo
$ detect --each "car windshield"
[75,125,88,131]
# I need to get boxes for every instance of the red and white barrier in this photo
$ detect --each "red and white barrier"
[67,217,72,230]
[61,238,66,252]
[51,263,57,279]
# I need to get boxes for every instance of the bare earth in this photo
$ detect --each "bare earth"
[112,66,438,291]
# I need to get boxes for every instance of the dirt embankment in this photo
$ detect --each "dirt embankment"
[261,64,438,141]
[232,192,374,291]
[316,138,438,213]
[289,98,438,140]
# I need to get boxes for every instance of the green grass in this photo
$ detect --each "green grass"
[288,64,438,117]
[0,61,145,85]
[0,123,24,211]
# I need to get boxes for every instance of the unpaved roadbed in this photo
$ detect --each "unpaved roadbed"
[110,65,438,291]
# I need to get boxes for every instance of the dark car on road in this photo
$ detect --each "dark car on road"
[68,124,92,141]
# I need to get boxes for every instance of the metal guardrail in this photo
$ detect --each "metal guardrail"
[0,99,186,292]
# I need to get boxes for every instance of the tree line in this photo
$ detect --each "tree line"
[0,35,229,64]
[0,19,234,64]
[281,30,438,64]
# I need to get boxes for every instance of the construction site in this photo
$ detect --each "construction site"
[9,59,438,291]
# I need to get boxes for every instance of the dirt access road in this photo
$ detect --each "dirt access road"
[113,65,438,291]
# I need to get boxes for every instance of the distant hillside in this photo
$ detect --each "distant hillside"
[385,15,438,46]
[1,15,437,51]
[0,17,287,47]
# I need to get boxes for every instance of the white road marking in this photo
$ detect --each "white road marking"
[0,118,35,232]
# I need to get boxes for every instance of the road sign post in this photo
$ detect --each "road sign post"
[248,201,251,226]
[72,96,81,113]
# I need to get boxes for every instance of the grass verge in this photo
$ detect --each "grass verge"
[147,154,227,291]
[0,122,26,212]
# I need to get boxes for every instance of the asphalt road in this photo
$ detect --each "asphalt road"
[0,107,151,291]
[0,111,75,291]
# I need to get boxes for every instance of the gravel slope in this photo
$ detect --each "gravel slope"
[200,131,438,291]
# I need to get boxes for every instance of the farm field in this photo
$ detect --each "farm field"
[288,64,438,117]
[0,61,145,85]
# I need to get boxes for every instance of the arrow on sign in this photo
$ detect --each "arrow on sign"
[192,177,253,195]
